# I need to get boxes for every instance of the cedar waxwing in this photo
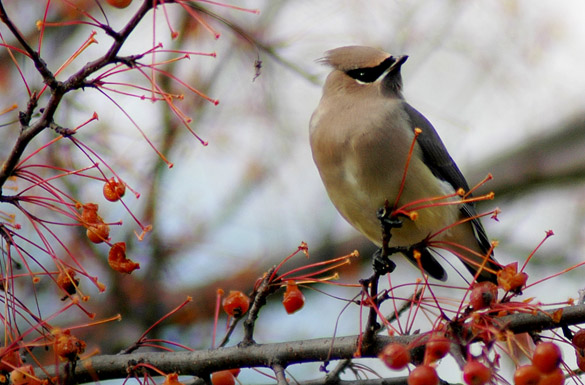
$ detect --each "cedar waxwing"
[309,46,500,282]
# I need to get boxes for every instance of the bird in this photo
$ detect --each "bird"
[309,46,500,282]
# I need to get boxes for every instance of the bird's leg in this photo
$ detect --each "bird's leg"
[372,204,404,275]
[372,248,396,275]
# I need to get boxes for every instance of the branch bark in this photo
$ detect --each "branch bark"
[44,304,585,384]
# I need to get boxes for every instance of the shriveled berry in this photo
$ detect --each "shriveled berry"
[162,373,183,385]
[54,329,86,361]
[56,268,79,296]
[108,242,140,274]
[497,262,528,292]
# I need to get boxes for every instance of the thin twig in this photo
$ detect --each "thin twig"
[242,266,277,345]
[273,363,289,385]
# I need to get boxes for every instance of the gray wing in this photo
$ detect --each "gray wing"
[402,102,492,255]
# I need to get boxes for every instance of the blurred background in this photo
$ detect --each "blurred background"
[2,0,585,382]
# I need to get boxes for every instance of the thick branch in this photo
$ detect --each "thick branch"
[45,304,585,384]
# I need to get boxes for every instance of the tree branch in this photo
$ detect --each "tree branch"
[43,304,585,384]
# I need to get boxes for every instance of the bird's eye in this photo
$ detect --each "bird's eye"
[346,68,380,83]
[345,56,396,83]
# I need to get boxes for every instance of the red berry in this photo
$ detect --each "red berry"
[532,342,562,374]
[513,365,541,385]
[211,370,235,385]
[222,291,250,317]
[463,360,491,385]
[537,367,565,385]
[407,365,439,385]
[425,334,451,363]
[228,368,241,378]
[576,349,585,371]
[573,329,585,349]
[106,0,132,8]
[469,281,498,310]
[379,343,410,370]
[282,281,305,314]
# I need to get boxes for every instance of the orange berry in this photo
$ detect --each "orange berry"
[86,222,110,243]
[106,0,132,8]
[282,281,305,314]
[54,329,86,361]
[0,348,21,372]
[513,365,541,385]
[469,281,498,310]
[222,291,250,317]
[537,367,565,385]
[103,178,126,202]
[463,360,491,385]
[211,370,235,385]
[163,373,184,385]
[228,368,241,378]
[497,262,528,292]
[407,365,439,385]
[379,343,410,370]
[81,203,100,224]
[424,333,450,363]
[56,268,79,296]
[532,342,562,374]
[9,365,41,385]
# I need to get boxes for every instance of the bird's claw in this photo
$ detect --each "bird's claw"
[372,248,396,275]
[376,207,403,230]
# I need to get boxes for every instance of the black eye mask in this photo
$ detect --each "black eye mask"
[345,56,396,83]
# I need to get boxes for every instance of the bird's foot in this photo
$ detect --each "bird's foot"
[376,207,403,232]
[372,248,396,276]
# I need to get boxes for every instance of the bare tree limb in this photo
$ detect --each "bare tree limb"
[41,304,585,384]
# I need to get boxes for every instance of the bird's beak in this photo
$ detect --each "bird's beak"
[388,55,408,73]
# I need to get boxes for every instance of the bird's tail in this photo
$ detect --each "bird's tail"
[401,248,448,281]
